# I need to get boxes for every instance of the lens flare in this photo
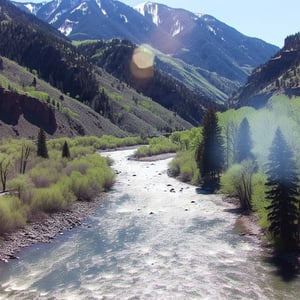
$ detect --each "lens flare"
[130,45,154,80]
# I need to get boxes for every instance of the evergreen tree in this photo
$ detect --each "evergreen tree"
[236,117,253,163]
[37,128,48,158]
[265,128,299,251]
[62,141,71,159]
[195,108,224,187]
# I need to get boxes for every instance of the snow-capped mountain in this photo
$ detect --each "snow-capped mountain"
[13,0,278,85]
[133,2,279,81]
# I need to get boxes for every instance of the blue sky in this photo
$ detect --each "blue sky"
[16,0,300,47]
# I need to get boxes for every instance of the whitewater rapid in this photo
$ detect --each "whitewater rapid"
[0,148,299,299]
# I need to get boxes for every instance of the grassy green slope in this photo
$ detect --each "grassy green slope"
[152,46,236,103]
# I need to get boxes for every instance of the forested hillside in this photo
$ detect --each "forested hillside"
[0,0,192,138]
[231,32,300,108]
[77,39,223,125]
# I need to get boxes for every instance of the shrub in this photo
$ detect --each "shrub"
[169,151,199,184]
[69,171,92,201]
[134,137,179,158]
[8,174,33,204]
[0,196,27,233]
[28,162,61,188]
[32,184,71,213]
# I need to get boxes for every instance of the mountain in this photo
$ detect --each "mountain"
[77,39,222,125]
[13,0,279,100]
[134,2,278,81]
[0,56,126,138]
[0,0,192,138]
[231,32,300,108]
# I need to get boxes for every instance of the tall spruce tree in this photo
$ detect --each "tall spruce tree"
[37,128,48,158]
[265,128,299,251]
[62,141,71,159]
[195,108,224,187]
[236,117,253,163]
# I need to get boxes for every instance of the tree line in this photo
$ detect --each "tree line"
[195,107,300,252]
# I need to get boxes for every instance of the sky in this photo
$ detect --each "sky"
[16,0,300,47]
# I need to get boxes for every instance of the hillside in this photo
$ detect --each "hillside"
[77,39,220,125]
[0,56,126,139]
[0,0,192,138]
[0,54,191,139]
[14,0,279,100]
[231,32,300,108]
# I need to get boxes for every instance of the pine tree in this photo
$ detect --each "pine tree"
[62,141,71,159]
[265,128,299,251]
[195,108,224,187]
[236,117,253,163]
[37,128,48,159]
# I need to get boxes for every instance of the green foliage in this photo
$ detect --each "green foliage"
[220,160,256,212]
[62,107,79,119]
[169,150,199,184]
[265,128,299,251]
[170,128,201,151]
[236,118,253,163]
[24,88,49,102]
[134,137,179,158]
[0,195,27,234]
[37,128,48,159]
[195,108,225,187]
[62,141,71,159]
[8,174,33,204]
[32,184,73,213]
[251,173,268,228]
[0,135,126,233]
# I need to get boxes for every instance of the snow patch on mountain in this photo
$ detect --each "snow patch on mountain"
[150,3,160,26]
[71,2,89,15]
[95,0,102,9]
[120,14,128,23]
[207,25,216,35]
[58,19,78,36]
[134,2,160,26]
[44,0,63,19]
[24,4,36,14]
[172,20,183,37]
[134,2,147,16]
[49,12,63,24]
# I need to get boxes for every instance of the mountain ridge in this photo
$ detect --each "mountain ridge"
[231,32,300,108]
[13,0,279,100]
[0,0,193,138]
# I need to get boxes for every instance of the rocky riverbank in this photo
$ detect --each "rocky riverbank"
[0,196,106,262]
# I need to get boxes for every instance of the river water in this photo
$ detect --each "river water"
[0,149,299,299]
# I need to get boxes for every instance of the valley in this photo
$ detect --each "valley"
[1,0,300,298]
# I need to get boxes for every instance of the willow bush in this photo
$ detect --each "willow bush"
[134,137,179,158]
[0,195,27,234]
[168,150,199,184]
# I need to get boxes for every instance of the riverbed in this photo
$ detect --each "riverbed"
[0,148,299,299]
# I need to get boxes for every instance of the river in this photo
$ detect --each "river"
[0,148,299,299]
